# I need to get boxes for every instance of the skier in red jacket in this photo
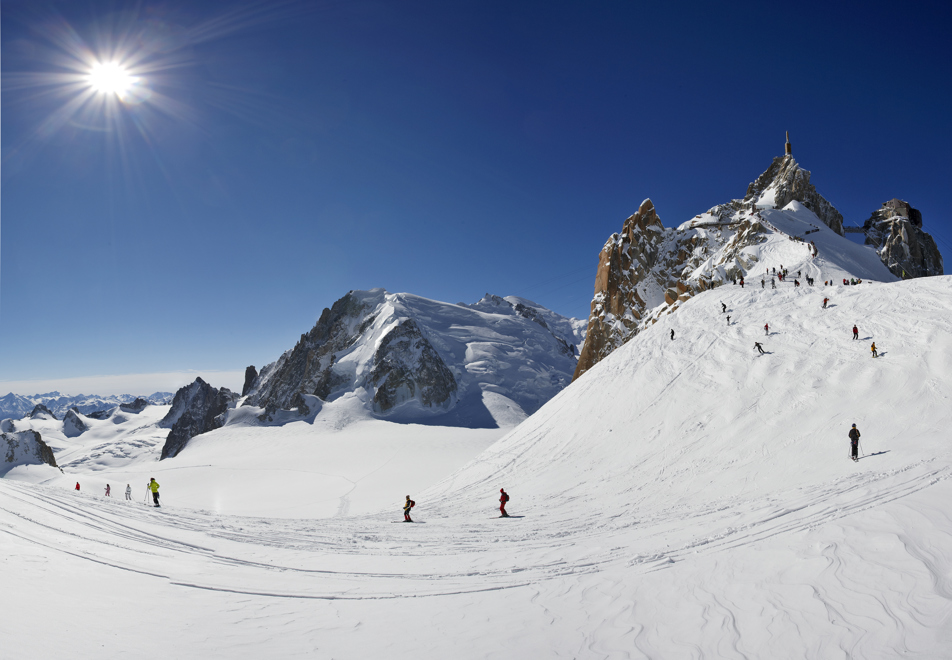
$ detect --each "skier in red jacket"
[499,488,510,517]
[75,482,80,491]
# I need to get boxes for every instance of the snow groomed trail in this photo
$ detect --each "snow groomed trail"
[3,277,952,658]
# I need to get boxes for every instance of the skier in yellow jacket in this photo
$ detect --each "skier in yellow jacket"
[149,478,161,507]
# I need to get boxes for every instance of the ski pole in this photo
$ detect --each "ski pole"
[859,440,865,457]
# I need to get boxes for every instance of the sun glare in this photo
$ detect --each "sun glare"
[87,61,137,99]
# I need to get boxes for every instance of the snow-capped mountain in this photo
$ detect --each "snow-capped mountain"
[245,289,584,428]
[0,391,173,420]
[575,150,944,378]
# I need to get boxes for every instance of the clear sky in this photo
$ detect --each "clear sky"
[2,0,951,395]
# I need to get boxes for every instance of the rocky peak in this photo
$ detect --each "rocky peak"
[63,409,88,438]
[742,155,844,235]
[159,378,238,459]
[242,366,258,397]
[2,429,58,472]
[574,198,739,379]
[27,404,57,420]
[863,199,943,279]
[119,397,149,413]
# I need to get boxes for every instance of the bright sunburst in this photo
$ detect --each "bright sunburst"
[87,61,137,99]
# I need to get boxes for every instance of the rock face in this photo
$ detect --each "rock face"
[574,199,766,379]
[159,378,238,460]
[370,319,458,413]
[1,430,58,472]
[27,404,57,420]
[741,155,844,235]
[863,199,943,279]
[242,366,258,397]
[119,398,149,414]
[62,409,88,438]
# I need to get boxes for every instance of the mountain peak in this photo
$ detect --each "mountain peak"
[741,155,844,235]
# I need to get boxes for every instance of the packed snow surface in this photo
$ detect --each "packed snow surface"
[3,277,952,657]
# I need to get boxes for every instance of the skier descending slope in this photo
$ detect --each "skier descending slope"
[871,342,878,358]
[853,325,859,340]
[849,424,861,462]
[403,495,415,522]
[149,478,161,507]
[499,489,510,518]
[125,484,132,500]
[754,342,765,355]
[670,329,675,341]
[764,323,769,336]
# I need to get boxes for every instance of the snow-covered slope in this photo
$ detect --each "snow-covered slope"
[246,289,584,429]
[2,277,950,658]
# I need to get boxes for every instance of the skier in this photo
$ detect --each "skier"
[764,323,769,336]
[721,302,726,313]
[740,278,745,288]
[823,298,829,309]
[670,329,675,341]
[105,484,111,497]
[403,495,415,522]
[871,342,878,358]
[754,342,765,355]
[761,278,765,289]
[771,279,776,289]
[149,478,161,507]
[726,315,731,326]
[852,325,859,340]
[499,488,510,518]
[849,424,861,462]
[125,484,132,500]
[75,482,80,491]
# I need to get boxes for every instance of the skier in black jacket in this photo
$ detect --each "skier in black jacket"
[848,424,861,461]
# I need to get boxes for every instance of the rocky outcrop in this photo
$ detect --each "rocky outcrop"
[248,292,374,410]
[0,418,15,433]
[119,398,149,413]
[863,199,944,279]
[27,404,57,420]
[2,430,58,472]
[159,378,238,460]
[370,319,458,412]
[574,199,761,379]
[741,155,844,234]
[63,409,88,438]
[574,151,853,380]
[242,366,258,397]
[86,409,112,420]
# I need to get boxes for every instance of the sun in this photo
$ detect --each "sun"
[87,61,137,99]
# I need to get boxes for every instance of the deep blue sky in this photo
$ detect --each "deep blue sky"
[2,0,951,393]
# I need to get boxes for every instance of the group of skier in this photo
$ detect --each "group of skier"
[74,478,160,507]
[400,488,510,522]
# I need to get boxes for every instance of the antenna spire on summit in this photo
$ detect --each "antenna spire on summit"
[785,131,792,155]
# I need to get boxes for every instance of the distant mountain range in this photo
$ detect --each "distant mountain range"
[0,391,173,420]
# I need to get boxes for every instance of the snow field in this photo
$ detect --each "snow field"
[2,276,951,657]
